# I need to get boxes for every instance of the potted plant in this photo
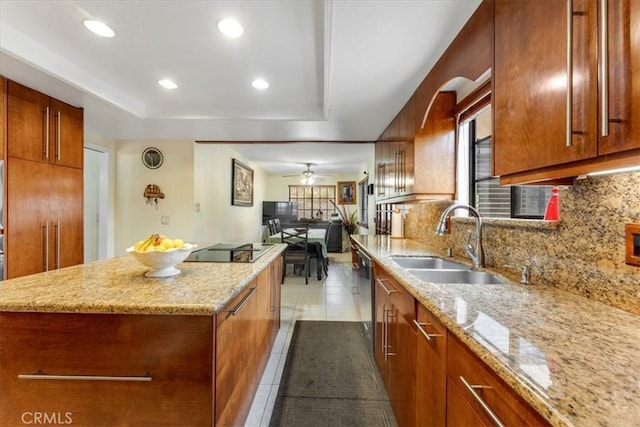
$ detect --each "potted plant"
[330,200,358,235]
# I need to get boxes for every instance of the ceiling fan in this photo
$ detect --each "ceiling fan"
[282,163,333,184]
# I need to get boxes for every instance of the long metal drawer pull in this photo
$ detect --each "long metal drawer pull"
[55,221,60,269]
[19,373,152,382]
[385,308,396,359]
[230,286,257,315]
[56,110,61,160]
[44,107,50,159]
[376,278,399,295]
[600,0,609,137]
[459,375,505,427]
[42,223,49,272]
[566,0,573,147]
[413,319,442,342]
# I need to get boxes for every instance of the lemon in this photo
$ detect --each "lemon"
[160,238,174,249]
[173,238,184,249]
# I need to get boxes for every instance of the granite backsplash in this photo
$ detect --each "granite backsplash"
[403,172,640,315]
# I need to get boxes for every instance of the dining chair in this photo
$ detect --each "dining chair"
[281,227,312,284]
[273,218,282,233]
[267,219,277,235]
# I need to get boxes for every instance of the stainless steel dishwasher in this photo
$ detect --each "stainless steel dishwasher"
[355,247,374,351]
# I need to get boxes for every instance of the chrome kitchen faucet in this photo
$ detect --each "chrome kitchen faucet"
[435,203,484,269]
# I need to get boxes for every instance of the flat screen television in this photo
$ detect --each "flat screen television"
[262,201,298,226]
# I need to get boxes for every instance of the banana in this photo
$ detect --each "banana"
[138,234,158,252]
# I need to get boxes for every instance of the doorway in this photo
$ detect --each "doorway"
[84,146,109,262]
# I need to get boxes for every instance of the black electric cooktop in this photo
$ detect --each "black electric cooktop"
[184,243,274,263]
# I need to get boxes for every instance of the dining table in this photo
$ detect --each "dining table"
[267,228,329,279]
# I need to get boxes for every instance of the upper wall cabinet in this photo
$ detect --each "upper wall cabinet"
[0,76,6,160]
[494,0,640,184]
[7,81,83,169]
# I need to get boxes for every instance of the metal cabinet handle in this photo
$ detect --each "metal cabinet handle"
[271,264,278,312]
[56,110,61,160]
[459,375,505,427]
[413,319,442,342]
[385,308,396,359]
[42,223,49,272]
[600,0,609,137]
[566,0,574,147]
[376,278,399,295]
[43,107,50,159]
[19,373,152,382]
[55,221,60,269]
[230,287,257,315]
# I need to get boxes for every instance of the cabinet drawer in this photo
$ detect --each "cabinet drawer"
[374,265,415,324]
[415,303,446,361]
[447,334,549,427]
[0,312,214,426]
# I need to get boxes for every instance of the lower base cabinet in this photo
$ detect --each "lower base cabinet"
[446,334,549,427]
[0,259,281,426]
[373,262,550,426]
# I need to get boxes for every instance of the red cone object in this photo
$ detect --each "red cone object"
[544,187,560,221]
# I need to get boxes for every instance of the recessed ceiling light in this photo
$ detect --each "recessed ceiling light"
[251,78,269,90]
[158,79,178,89]
[83,20,115,38]
[217,18,244,38]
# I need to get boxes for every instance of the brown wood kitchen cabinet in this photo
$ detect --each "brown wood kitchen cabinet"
[0,312,215,426]
[0,256,282,426]
[375,92,455,203]
[374,263,416,426]
[494,0,640,184]
[4,79,84,279]
[7,80,83,169]
[415,303,447,426]
[6,158,83,279]
[446,334,549,427]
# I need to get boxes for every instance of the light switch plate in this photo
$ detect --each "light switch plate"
[625,223,640,267]
[161,216,170,225]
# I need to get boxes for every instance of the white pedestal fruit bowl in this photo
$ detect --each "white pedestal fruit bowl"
[127,242,197,278]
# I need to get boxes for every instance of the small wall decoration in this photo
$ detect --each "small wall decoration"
[144,184,165,209]
[337,181,356,205]
[232,159,254,207]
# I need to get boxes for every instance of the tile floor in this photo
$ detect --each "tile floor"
[245,252,362,426]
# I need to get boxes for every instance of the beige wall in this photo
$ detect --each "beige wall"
[114,140,195,254]
[193,144,266,244]
[404,172,640,315]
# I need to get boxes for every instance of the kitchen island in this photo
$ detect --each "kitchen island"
[352,235,640,427]
[0,244,285,426]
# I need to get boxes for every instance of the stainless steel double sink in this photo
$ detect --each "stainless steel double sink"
[389,256,505,285]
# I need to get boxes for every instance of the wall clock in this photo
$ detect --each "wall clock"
[142,147,163,169]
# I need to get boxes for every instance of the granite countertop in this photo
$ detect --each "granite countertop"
[0,244,286,316]
[352,235,640,427]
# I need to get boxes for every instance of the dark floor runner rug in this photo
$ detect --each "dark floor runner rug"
[269,321,397,427]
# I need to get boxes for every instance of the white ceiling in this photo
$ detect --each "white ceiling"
[0,0,481,174]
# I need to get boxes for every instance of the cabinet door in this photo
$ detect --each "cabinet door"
[215,284,259,426]
[446,376,491,427]
[374,278,391,381]
[415,304,446,426]
[599,0,640,154]
[6,158,49,278]
[0,76,6,160]
[494,0,598,176]
[388,307,416,427]
[49,98,83,169]
[0,312,214,426]
[414,91,456,197]
[49,165,84,269]
[7,81,50,163]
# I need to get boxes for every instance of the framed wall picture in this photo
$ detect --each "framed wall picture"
[337,181,356,205]
[232,159,254,207]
